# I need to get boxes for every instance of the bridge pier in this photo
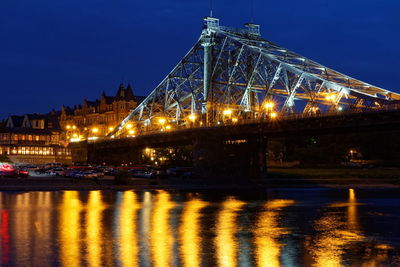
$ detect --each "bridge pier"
[192,134,267,182]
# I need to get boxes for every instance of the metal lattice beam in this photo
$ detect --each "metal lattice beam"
[109,17,400,137]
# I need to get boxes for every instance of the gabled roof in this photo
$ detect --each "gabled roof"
[115,83,136,101]
[86,100,100,107]
[5,112,61,130]
[5,115,24,128]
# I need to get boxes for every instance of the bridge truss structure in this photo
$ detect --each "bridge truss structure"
[111,17,400,137]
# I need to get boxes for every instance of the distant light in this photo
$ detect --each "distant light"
[92,128,99,133]
[264,102,275,109]
[270,112,278,119]
[188,114,196,122]
[325,94,336,101]
[128,129,135,135]
[88,136,98,140]
[223,109,232,116]
[72,133,78,138]
[109,126,114,131]
[232,117,238,123]
[165,125,171,130]
[72,125,76,130]
[338,106,343,111]
[158,118,166,124]
[66,125,71,130]
[70,138,80,142]
[126,123,133,129]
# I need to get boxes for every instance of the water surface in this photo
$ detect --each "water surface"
[0,188,399,266]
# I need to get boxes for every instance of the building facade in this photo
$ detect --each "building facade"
[60,83,144,141]
[0,112,71,164]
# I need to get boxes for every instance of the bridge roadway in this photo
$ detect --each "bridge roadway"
[91,109,400,150]
[87,109,400,179]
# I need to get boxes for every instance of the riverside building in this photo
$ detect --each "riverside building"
[0,112,71,164]
[59,83,144,142]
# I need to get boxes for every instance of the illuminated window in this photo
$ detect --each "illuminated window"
[35,136,39,141]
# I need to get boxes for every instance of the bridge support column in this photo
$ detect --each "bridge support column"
[192,134,267,182]
[202,34,214,125]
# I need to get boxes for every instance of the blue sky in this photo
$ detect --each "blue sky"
[1,0,399,118]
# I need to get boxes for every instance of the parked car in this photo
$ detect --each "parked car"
[46,168,65,176]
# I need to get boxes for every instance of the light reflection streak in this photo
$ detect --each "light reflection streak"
[14,193,32,266]
[33,192,52,267]
[311,189,363,267]
[1,209,10,266]
[215,197,246,267]
[254,199,295,267]
[140,191,152,266]
[150,190,176,267]
[179,197,208,267]
[86,191,106,267]
[59,191,83,267]
[119,191,141,267]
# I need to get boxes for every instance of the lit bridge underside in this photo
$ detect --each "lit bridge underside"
[110,17,400,138]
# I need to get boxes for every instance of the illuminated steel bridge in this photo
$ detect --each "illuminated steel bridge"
[109,17,400,138]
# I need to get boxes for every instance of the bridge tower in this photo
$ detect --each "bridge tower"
[202,17,218,125]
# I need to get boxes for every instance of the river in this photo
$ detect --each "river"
[0,188,399,266]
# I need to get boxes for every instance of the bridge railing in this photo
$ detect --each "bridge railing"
[89,104,400,142]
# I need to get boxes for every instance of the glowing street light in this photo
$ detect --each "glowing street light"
[270,112,278,119]
[223,109,232,116]
[264,101,275,109]
[188,114,196,122]
[66,125,71,130]
[92,128,99,134]
[325,94,336,102]
[128,129,135,135]
[126,123,133,129]
[108,126,114,131]
[72,125,76,130]
[165,125,172,131]
[158,118,166,125]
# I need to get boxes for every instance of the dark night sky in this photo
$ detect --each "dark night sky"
[1,0,399,118]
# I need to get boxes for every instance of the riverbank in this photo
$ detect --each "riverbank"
[1,167,400,191]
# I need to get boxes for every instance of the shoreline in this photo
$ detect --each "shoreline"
[1,175,400,191]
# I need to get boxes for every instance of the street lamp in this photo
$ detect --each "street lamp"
[223,109,232,116]
[158,118,166,125]
[270,112,278,119]
[188,114,196,122]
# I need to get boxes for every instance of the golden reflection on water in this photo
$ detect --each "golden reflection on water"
[119,191,141,267]
[33,192,52,267]
[59,191,83,267]
[254,199,295,267]
[14,193,32,266]
[311,189,364,267]
[215,197,246,267]
[179,197,208,267]
[151,190,176,267]
[86,191,106,267]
